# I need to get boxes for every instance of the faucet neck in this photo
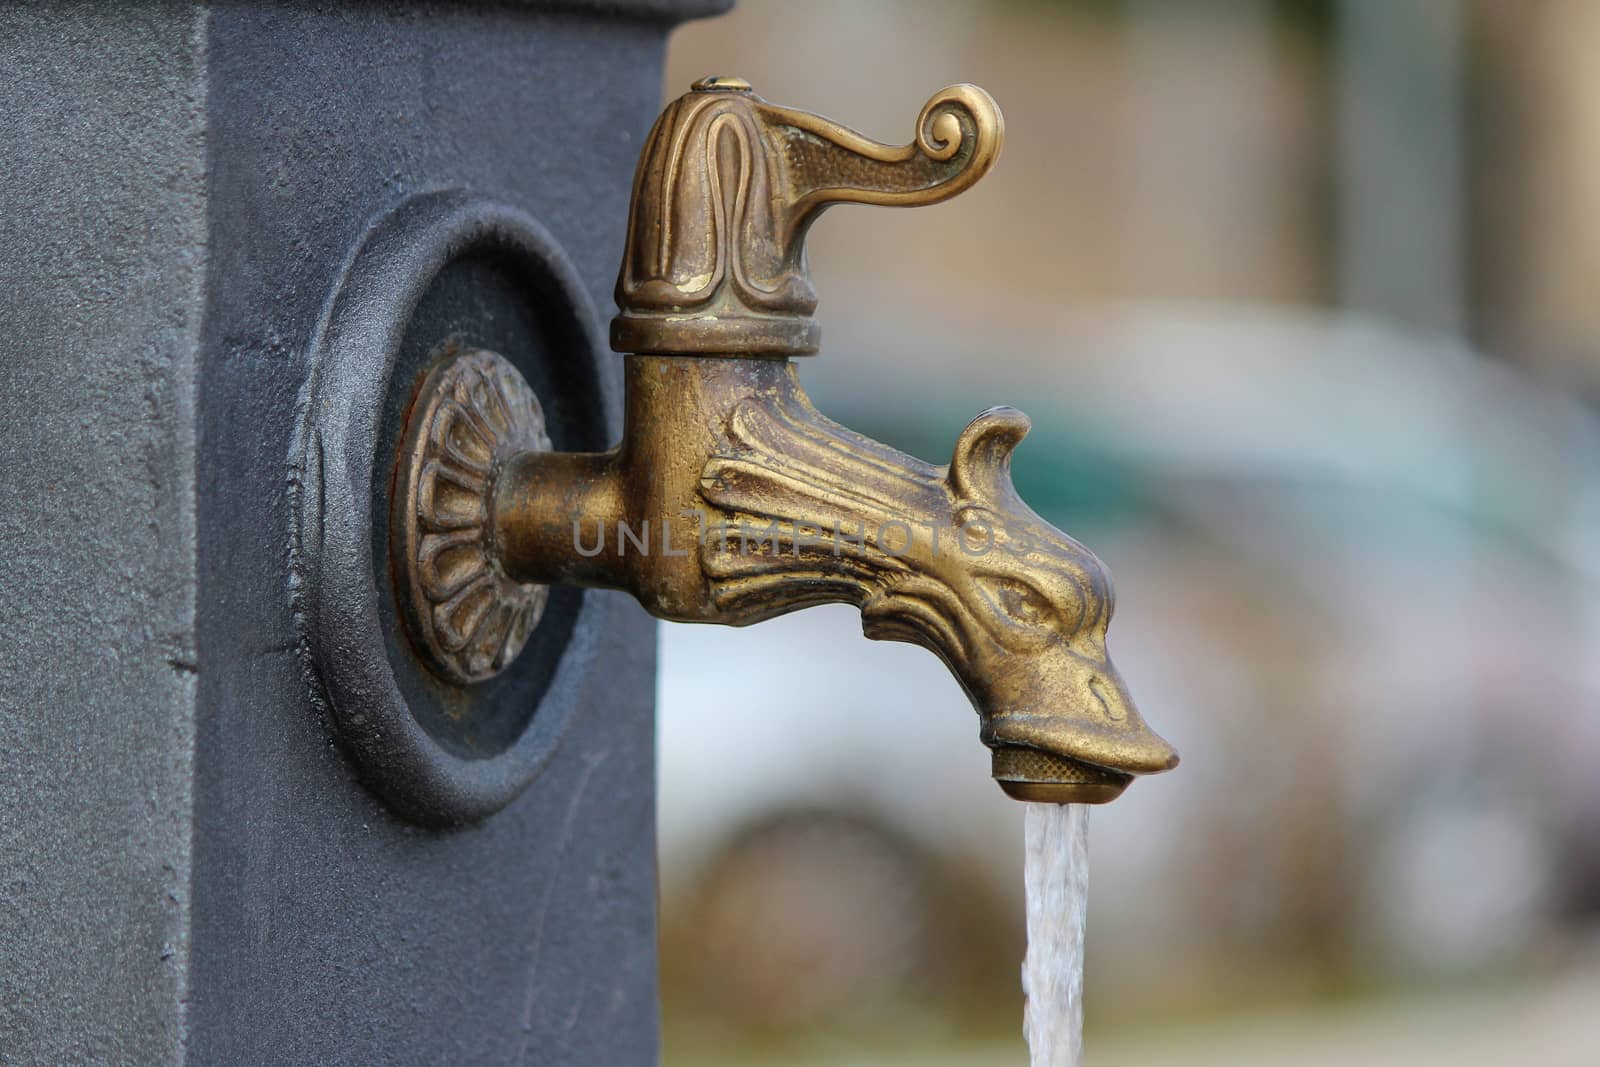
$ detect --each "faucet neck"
[493,355,944,621]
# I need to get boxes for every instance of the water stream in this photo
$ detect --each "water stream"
[1023,803,1089,1066]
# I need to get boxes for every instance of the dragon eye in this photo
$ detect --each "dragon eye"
[976,575,1057,630]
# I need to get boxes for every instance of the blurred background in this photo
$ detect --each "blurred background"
[654,2,1600,1063]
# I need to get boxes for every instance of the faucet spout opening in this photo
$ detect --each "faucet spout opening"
[990,747,1133,805]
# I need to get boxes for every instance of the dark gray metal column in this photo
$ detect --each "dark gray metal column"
[0,5,206,1063]
[1,2,728,1062]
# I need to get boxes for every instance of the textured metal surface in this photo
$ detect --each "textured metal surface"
[190,6,672,1061]
[0,6,206,1062]
[2,0,721,1062]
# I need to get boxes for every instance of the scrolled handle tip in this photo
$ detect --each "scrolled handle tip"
[915,83,1005,176]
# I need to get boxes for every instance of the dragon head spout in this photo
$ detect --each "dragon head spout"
[870,407,1178,800]
[698,384,1178,804]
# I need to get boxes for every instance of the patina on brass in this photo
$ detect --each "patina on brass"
[393,79,1178,803]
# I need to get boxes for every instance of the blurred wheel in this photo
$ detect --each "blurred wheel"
[681,808,934,1031]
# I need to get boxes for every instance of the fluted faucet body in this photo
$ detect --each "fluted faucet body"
[393,78,1177,804]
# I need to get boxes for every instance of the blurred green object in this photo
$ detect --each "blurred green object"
[839,407,1149,528]
[986,0,1336,41]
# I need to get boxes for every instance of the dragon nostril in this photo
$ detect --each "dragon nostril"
[1088,676,1124,722]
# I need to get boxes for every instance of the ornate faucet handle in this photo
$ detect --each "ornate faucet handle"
[612,76,1004,357]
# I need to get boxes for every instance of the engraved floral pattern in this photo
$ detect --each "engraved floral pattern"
[398,348,551,686]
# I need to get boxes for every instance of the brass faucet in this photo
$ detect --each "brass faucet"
[393,77,1178,804]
